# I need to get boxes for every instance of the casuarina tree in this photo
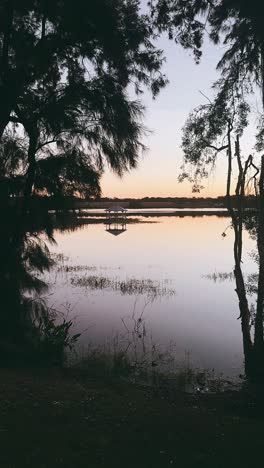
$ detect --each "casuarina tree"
[1,0,168,196]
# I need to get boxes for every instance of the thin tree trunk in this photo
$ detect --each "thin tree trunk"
[254,156,264,355]
[225,129,253,375]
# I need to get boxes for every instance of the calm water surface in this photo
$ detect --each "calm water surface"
[44,214,256,377]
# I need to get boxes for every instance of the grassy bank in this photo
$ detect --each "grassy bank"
[0,367,264,468]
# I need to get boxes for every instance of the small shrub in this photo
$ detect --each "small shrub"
[28,313,80,366]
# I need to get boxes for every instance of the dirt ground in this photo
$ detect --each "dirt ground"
[0,368,263,468]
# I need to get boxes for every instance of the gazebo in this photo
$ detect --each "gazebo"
[105,205,127,216]
[104,206,127,236]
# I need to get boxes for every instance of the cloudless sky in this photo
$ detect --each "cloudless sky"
[101,7,259,199]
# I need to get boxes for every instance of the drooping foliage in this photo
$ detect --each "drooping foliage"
[34,151,101,198]
[151,0,264,137]
[0,0,169,197]
[207,1,264,92]
[2,0,264,198]
[151,1,264,180]
[171,0,264,380]
[151,0,264,85]
[180,75,250,191]
[150,0,208,62]
[20,73,148,173]
[0,0,167,129]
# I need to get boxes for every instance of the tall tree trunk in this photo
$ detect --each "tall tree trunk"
[225,129,253,376]
[254,156,264,360]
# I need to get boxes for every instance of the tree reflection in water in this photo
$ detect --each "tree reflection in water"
[0,208,80,365]
[206,204,264,382]
[2,204,264,381]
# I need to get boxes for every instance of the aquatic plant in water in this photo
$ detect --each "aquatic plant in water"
[70,275,176,298]
[203,272,234,282]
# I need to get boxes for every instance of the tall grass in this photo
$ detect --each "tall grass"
[69,305,238,393]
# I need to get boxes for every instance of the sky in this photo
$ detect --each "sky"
[100,16,260,199]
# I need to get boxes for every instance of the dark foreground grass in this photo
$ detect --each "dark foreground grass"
[0,368,264,468]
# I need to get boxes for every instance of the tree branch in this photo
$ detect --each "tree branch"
[200,138,228,152]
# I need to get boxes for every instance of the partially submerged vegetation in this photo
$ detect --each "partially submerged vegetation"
[56,264,122,273]
[72,340,239,394]
[204,272,234,282]
[66,306,239,395]
[70,275,176,298]
[52,255,176,298]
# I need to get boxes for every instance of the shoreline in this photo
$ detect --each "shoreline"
[76,208,230,217]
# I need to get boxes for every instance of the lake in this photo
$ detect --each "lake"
[43,210,256,378]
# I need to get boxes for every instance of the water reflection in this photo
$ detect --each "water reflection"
[1,208,261,380]
[0,209,53,360]
[45,212,256,377]
[0,209,84,364]
[105,221,127,236]
[104,205,127,236]
[206,210,264,381]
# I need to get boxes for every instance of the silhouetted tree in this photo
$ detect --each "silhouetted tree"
[0,0,170,197]
[15,72,148,199]
[180,71,264,379]
[0,0,167,137]
[151,0,264,88]
[151,0,264,379]
[34,151,101,198]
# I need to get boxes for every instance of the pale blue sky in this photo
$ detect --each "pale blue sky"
[101,22,260,198]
